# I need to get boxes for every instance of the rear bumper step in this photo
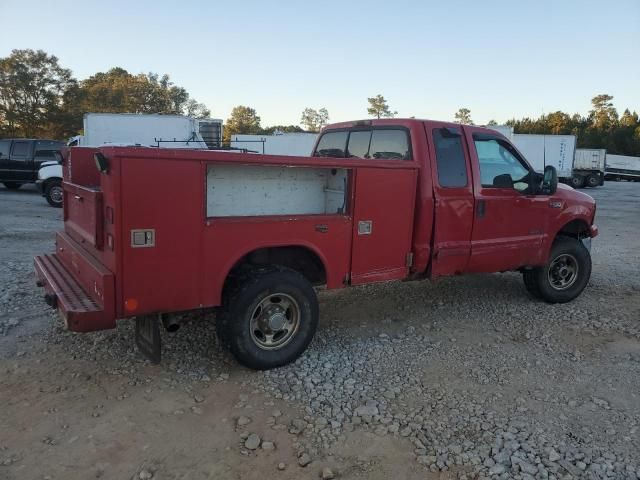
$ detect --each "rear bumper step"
[34,253,116,332]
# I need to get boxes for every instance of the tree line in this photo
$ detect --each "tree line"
[2,49,637,156]
[453,95,640,156]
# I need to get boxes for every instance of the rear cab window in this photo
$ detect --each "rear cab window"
[314,128,411,160]
[0,140,11,158]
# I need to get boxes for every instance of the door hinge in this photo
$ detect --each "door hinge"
[406,252,414,268]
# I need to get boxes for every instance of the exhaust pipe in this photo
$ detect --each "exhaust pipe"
[162,315,180,333]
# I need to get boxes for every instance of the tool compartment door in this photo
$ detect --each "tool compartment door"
[350,167,417,285]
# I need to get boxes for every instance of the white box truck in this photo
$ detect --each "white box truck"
[605,154,640,181]
[572,149,606,188]
[511,134,576,182]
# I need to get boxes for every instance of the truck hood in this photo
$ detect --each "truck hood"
[39,160,60,168]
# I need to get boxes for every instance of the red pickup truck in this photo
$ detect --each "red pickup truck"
[34,119,598,369]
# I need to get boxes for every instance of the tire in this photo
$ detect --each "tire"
[45,179,63,208]
[522,237,591,304]
[218,266,319,370]
[570,174,585,189]
[3,182,22,190]
[585,174,600,188]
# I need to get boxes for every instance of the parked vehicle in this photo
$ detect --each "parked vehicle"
[605,154,640,181]
[34,119,598,370]
[573,149,606,188]
[510,134,576,183]
[0,139,65,204]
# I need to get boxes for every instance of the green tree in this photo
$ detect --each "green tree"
[300,107,329,132]
[261,125,305,135]
[487,119,498,126]
[367,94,396,119]
[589,94,618,129]
[454,108,473,125]
[79,68,210,117]
[0,49,75,137]
[224,106,261,142]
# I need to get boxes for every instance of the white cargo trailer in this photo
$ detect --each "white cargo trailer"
[572,149,606,188]
[70,113,223,149]
[511,134,576,181]
[605,154,640,181]
[230,133,318,156]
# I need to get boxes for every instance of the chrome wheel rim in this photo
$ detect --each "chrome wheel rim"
[548,254,579,290]
[249,293,300,350]
[50,186,63,204]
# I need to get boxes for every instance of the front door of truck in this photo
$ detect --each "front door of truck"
[465,128,549,272]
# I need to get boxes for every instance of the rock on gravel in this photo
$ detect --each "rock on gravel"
[244,433,261,450]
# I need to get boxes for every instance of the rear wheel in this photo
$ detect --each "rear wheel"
[522,237,591,303]
[217,266,318,370]
[45,179,63,208]
[585,174,600,188]
[3,182,22,190]
[570,174,585,189]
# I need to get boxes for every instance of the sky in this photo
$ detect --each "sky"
[1,0,639,127]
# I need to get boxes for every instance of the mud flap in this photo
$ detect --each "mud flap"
[135,315,161,364]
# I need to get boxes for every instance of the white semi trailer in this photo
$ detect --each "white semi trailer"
[230,132,319,156]
[605,154,640,181]
[572,149,606,188]
[510,134,576,183]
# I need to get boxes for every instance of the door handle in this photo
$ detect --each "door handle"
[476,200,486,218]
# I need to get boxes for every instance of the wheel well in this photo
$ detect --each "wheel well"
[44,177,61,188]
[226,246,327,288]
[556,219,590,240]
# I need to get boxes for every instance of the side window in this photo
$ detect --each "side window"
[313,131,348,158]
[10,141,30,159]
[347,130,371,158]
[369,129,411,160]
[433,128,468,187]
[473,136,530,192]
[0,140,11,158]
[34,150,59,161]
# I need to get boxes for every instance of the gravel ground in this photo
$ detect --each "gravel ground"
[0,181,639,480]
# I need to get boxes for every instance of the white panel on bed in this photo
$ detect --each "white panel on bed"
[206,165,347,217]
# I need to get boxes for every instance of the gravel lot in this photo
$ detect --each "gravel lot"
[1,182,639,480]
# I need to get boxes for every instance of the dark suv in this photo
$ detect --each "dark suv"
[0,138,65,190]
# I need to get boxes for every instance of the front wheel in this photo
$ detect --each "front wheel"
[523,237,591,303]
[217,267,319,370]
[45,179,63,208]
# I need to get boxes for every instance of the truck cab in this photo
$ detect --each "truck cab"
[0,139,65,190]
[34,119,597,370]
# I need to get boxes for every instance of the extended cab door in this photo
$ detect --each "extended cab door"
[7,140,34,182]
[465,127,549,272]
[425,123,475,277]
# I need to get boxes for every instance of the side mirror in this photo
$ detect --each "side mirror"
[493,174,513,189]
[542,165,558,194]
